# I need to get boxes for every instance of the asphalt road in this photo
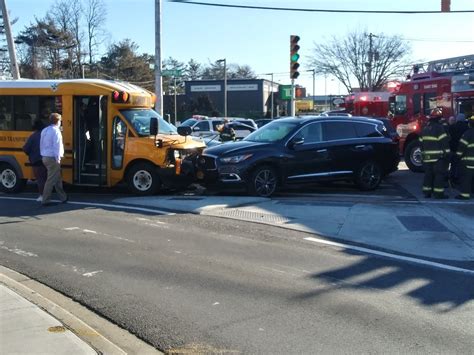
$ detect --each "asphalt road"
[1,196,473,354]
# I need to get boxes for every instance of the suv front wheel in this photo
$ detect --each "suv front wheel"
[248,165,278,197]
[355,161,382,191]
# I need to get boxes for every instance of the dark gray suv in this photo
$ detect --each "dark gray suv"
[197,116,400,197]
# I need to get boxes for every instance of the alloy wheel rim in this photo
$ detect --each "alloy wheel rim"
[1,169,17,189]
[254,170,276,196]
[133,170,152,191]
[411,147,423,166]
[360,164,380,188]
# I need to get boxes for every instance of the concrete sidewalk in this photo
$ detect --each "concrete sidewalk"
[114,194,474,263]
[0,267,161,355]
[0,284,96,355]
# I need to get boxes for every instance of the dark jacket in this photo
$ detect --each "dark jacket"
[456,127,474,169]
[420,120,450,163]
[449,121,469,152]
[23,130,43,165]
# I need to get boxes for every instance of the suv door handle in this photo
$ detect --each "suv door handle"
[316,149,327,153]
[355,145,366,149]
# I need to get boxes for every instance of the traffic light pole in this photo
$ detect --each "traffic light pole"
[154,0,163,115]
[290,79,295,116]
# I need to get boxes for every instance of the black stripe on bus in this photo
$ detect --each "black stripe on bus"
[1,148,73,155]
[0,147,23,152]
[24,163,73,169]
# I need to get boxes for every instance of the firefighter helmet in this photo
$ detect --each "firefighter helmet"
[429,108,443,119]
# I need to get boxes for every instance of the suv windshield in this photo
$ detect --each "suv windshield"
[120,109,177,136]
[244,120,299,143]
[180,118,198,127]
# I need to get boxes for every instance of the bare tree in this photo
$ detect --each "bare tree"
[50,0,84,77]
[84,0,106,65]
[308,29,411,92]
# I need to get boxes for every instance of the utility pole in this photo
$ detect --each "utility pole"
[270,73,274,118]
[264,73,274,119]
[367,32,377,92]
[154,0,163,115]
[217,58,227,117]
[308,69,315,110]
[1,0,20,79]
[173,75,177,124]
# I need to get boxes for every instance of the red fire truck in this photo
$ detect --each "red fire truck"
[345,91,391,117]
[389,55,474,172]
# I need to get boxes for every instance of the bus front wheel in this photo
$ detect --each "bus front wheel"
[126,162,160,195]
[0,164,27,193]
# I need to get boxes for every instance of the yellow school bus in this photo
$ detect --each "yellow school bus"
[0,79,205,195]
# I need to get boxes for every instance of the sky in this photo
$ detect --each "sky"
[6,0,474,96]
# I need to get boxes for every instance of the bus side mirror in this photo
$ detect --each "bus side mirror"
[150,117,158,136]
[178,126,192,137]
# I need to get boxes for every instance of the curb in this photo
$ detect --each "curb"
[0,266,162,355]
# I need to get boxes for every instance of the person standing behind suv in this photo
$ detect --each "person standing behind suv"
[40,113,68,206]
[218,119,236,142]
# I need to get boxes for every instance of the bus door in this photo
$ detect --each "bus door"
[73,96,107,185]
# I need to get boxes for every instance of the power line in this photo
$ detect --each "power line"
[169,1,474,14]
[401,37,474,43]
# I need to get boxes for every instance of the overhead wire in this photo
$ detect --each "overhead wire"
[168,1,474,14]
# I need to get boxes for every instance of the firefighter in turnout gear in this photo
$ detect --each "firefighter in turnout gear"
[420,108,451,198]
[455,115,474,200]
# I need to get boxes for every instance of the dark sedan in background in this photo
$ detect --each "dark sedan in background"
[197,116,400,197]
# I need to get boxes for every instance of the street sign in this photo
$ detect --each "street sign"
[162,69,182,77]
[280,85,292,100]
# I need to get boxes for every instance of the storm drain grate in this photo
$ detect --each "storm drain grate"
[168,197,204,201]
[211,209,293,224]
[397,216,449,232]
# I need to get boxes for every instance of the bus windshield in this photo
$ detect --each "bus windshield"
[120,109,177,136]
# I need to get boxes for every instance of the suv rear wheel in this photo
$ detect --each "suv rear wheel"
[355,161,382,191]
[248,165,278,197]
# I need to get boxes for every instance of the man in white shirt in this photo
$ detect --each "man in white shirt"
[40,113,68,205]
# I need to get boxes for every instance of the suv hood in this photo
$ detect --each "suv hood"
[203,140,270,156]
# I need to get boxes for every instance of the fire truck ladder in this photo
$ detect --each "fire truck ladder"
[411,55,474,77]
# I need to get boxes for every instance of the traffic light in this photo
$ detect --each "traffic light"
[290,35,300,79]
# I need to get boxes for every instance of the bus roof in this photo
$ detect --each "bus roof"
[0,79,150,94]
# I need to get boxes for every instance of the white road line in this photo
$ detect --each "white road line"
[0,196,174,215]
[303,237,474,275]
[0,243,38,257]
[64,227,80,231]
[83,229,98,234]
[82,270,103,277]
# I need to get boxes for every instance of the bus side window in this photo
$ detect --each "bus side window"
[0,96,13,130]
[112,116,127,169]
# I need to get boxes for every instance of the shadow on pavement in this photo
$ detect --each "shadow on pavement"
[294,253,474,312]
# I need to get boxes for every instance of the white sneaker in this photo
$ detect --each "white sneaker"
[36,196,43,202]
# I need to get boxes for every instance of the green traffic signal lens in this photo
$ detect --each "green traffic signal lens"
[291,53,300,62]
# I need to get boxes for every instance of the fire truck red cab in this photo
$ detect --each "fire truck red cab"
[389,55,474,172]
[345,91,391,117]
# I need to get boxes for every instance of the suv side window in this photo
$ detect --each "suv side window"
[355,122,382,138]
[194,121,209,131]
[322,121,357,141]
[294,122,323,144]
